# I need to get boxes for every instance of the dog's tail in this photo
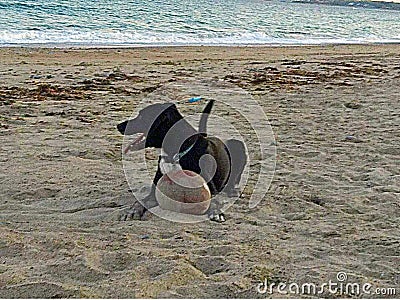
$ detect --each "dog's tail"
[198,100,215,135]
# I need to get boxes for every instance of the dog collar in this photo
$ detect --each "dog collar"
[172,142,195,163]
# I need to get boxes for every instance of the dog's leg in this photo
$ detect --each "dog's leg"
[120,161,163,221]
[224,139,247,197]
[207,196,225,223]
[203,175,226,222]
[193,165,225,222]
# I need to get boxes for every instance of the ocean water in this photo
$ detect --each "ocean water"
[1,0,400,46]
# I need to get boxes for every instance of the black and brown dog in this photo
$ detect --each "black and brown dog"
[117,100,247,222]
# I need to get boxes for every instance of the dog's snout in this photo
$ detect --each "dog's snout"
[117,121,127,134]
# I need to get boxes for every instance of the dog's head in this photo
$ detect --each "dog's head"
[117,103,184,150]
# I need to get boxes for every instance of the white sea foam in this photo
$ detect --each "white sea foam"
[1,0,399,46]
[1,29,399,46]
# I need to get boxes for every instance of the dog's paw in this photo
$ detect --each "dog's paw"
[208,209,226,223]
[119,202,146,221]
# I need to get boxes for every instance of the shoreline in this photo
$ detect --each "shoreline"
[1,41,400,49]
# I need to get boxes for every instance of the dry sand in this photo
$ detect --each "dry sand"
[0,45,399,298]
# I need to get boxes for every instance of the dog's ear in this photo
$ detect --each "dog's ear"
[163,103,182,123]
[165,103,178,112]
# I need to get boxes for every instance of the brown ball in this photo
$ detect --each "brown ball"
[156,170,211,215]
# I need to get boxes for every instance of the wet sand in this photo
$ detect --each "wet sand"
[0,45,399,298]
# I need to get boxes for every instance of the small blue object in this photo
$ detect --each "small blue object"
[188,96,202,103]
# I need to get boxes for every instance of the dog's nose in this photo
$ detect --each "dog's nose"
[117,121,127,134]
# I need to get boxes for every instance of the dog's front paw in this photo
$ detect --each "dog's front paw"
[119,201,146,221]
[208,209,226,223]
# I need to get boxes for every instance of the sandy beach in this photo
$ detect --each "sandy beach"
[0,45,399,298]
